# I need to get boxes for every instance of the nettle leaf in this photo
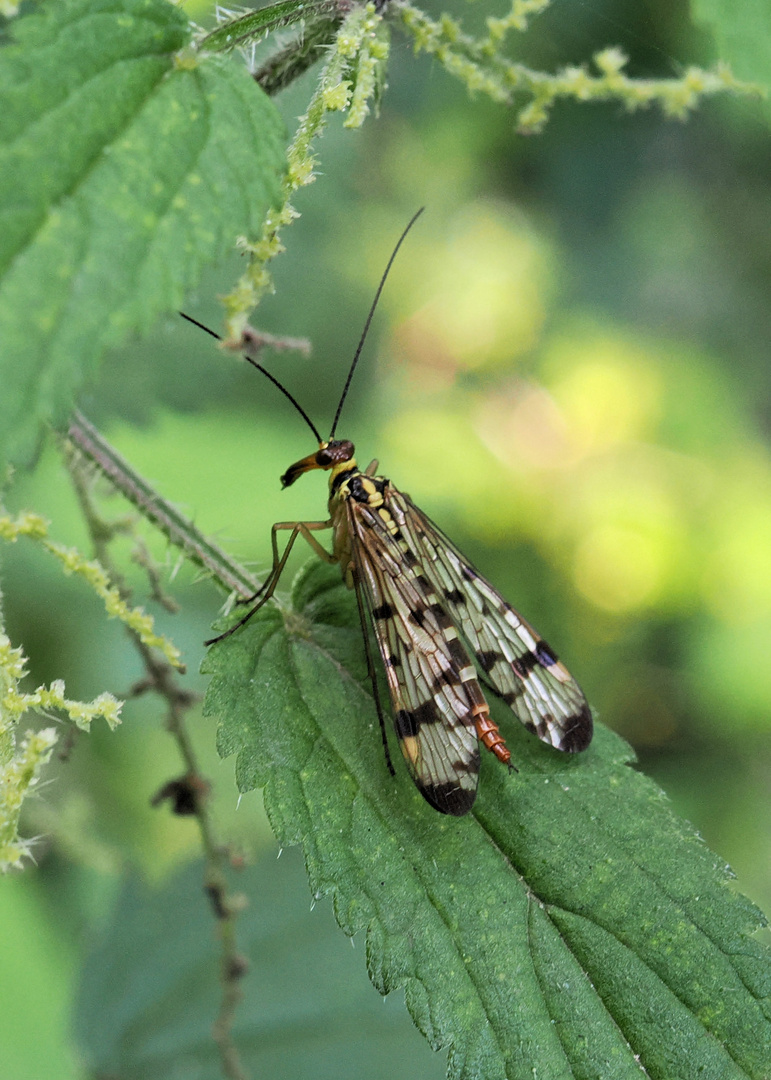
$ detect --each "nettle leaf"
[0,0,285,466]
[203,558,771,1080]
[75,850,445,1079]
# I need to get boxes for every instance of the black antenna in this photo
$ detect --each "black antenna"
[179,312,323,444]
[328,206,425,439]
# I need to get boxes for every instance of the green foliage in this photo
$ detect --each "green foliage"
[0,622,121,871]
[75,850,445,1079]
[692,0,771,87]
[218,2,390,341]
[0,0,755,465]
[2,0,771,1076]
[0,508,180,667]
[396,1,755,133]
[201,0,342,54]
[0,873,80,1080]
[203,559,771,1079]
[0,0,285,466]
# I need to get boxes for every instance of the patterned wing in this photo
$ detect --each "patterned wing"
[389,489,593,754]
[346,497,485,816]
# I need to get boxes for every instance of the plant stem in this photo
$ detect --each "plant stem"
[254,16,342,94]
[67,410,258,600]
[63,442,252,1080]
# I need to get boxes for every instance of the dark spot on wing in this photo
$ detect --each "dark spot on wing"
[372,602,395,621]
[447,638,470,668]
[413,699,441,726]
[476,650,502,673]
[536,640,559,666]
[427,602,453,628]
[394,709,417,738]
[444,588,465,605]
[394,700,441,739]
[536,713,556,741]
[512,652,539,678]
[559,705,594,752]
[421,780,477,816]
[432,670,461,691]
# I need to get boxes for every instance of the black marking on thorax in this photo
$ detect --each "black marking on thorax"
[331,467,359,496]
[349,472,388,504]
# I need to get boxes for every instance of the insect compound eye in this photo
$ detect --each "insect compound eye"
[318,440,355,467]
[280,440,355,487]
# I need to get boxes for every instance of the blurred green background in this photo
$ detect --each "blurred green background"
[3,0,771,1076]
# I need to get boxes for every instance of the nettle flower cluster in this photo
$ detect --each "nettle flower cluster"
[195,0,752,344]
[0,509,180,870]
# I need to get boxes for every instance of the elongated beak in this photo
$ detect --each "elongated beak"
[281,451,321,488]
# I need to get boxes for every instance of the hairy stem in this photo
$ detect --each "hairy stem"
[254,16,342,94]
[67,410,258,600]
[64,444,252,1080]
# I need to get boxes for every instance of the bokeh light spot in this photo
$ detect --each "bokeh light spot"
[574,524,661,612]
[545,326,664,454]
[394,202,553,377]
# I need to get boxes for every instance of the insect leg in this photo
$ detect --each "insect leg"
[235,519,334,605]
[283,520,337,564]
[352,573,396,777]
[205,520,332,645]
